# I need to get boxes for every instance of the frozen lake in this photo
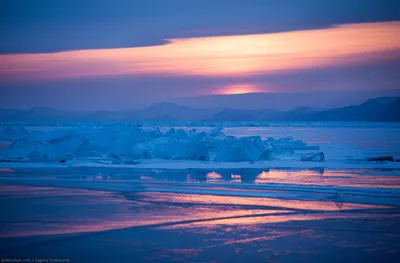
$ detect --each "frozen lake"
[1,122,400,262]
[1,167,400,262]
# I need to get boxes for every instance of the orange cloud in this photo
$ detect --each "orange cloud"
[0,21,399,82]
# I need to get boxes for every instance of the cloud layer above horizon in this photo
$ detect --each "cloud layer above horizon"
[1,22,399,84]
[1,0,400,110]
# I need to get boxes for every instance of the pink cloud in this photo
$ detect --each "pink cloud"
[0,21,399,82]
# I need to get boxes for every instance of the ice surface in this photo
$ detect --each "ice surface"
[0,124,323,164]
[300,152,325,162]
[1,122,399,168]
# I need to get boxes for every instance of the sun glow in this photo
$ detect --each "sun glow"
[218,84,264,95]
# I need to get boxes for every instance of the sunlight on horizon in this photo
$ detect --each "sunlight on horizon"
[217,83,266,95]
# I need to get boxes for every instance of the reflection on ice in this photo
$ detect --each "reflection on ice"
[254,169,400,188]
[206,172,222,181]
[1,168,400,206]
[139,192,387,211]
[0,183,392,238]
[230,174,242,183]
[0,167,399,239]
[183,168,400,190]
[188,169,264,183]
[0,187,292,237]
[0,168,14,173]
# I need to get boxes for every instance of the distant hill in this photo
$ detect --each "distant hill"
[305,97,400,122]
[170,90,400,111]
[0,102,218,122]
[134,101,218,121]
[212,108,284,121]
[208,97,400,122]
[0,97,398,122]
[0,107,133,122]
[0,107,81,121]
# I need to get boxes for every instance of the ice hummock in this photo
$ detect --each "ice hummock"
[0,125,322,163]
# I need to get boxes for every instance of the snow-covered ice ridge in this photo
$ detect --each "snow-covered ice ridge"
[0,124,324,164]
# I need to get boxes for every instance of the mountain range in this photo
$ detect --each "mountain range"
[0,96,399,122]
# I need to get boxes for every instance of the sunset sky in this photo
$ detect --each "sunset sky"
[1,0,399,110]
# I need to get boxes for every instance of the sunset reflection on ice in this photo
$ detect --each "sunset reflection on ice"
[0,167,398,242]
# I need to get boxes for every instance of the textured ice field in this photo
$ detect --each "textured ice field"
[1,123,399,209]
[1,121,399,169]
